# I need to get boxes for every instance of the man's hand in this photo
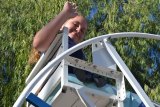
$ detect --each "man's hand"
[62,1,78,19]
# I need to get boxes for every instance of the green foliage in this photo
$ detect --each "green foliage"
[85,0,160,103]
[0,0,66,106]
[1,0,160,106]
[145,84,160,102]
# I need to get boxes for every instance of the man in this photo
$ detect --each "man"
[33,1,106,87]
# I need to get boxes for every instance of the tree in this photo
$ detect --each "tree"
[0,0,160,106]
[84,0,160,103]
[0,0,67,106]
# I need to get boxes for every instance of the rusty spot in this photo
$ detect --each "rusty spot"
[91,93,95,97]
[93,65,97,69]
[75,59,79,63]
[110,71,114,74]
[95,44,98,47]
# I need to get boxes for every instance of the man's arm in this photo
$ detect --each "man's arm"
[33,2,78,52]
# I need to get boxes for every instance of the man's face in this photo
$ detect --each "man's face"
[64,16,87,44]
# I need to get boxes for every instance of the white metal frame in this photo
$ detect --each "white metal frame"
[64,56,125,106]
[13,29,160,107]
[25,32,63,85]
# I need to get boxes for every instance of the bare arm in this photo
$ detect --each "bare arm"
[33,2,78,52]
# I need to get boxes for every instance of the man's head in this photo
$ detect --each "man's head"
[64,15,88,44]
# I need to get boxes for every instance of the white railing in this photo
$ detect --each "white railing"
[13,32,160,107]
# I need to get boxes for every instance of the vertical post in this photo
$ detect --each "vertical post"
[103,39,154,107]
[62,27,69,85]
[116,74,126,107]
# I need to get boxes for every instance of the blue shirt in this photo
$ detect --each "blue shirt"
[68,37,86,73]
[68,37,94,82]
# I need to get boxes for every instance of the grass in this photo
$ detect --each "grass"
[0,0,65,106]
[1,0,160,106]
